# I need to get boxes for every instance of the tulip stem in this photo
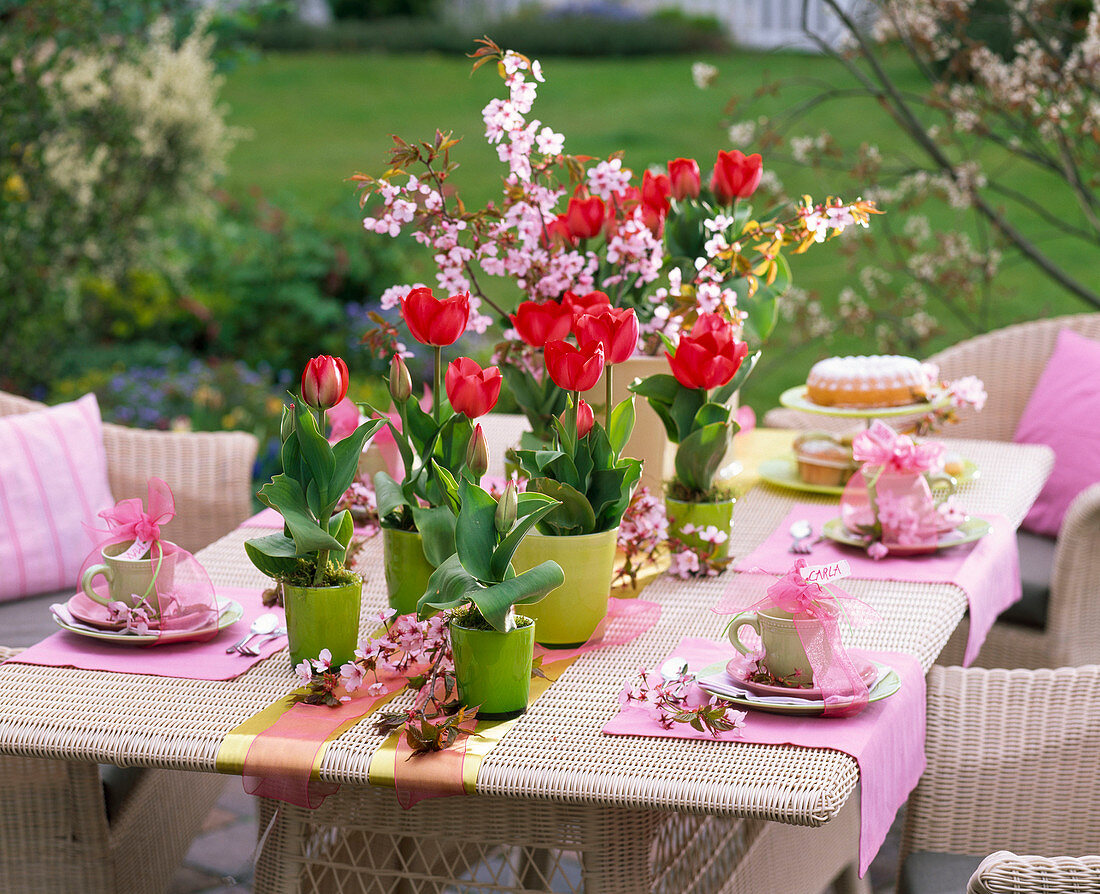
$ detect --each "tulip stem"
[433,346,442,426]
[569,391,579,448]
[604,365,614,436]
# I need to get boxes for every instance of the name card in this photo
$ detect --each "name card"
[799,560,851,585]
[120,539,152,560]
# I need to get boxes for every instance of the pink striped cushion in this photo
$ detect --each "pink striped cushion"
[0,394,115,602]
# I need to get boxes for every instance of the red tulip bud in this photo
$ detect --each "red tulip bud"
[388,354,412,403]
[710,149,763,205]
[544,339,605,393]
[466,422,489,479]
[575,398,595,438]
[668,157,701,200]
[495,480,518,533]
[301,355,349,411]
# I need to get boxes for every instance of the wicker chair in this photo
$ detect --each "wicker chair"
[966,851,1100,893]
[898,664,1100,894]
[763,313,1100,669]
[0,389,258,894]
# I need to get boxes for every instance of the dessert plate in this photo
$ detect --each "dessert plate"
[822,516,991,557]
[759,456,979,497]
[54,599,242,645]
[727,655,880,701]
[779,385,950,419]
[698,661,900,716]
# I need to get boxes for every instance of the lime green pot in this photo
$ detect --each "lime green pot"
[382,527,435,615]
[511,528,618,648]
[665,497,735,562]
[449,615,535,719]
[282,575,362,670]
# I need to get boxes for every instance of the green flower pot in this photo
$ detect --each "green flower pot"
[382,527,435,615]
[665,497,735,562]
[449,615,535,719]
[511,528,618,648]
[283,575,362,670]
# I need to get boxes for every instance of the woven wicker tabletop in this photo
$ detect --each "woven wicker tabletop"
[0,436,1052,828]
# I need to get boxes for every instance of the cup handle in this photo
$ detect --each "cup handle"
[927,472,957,507]
[81,564,113,607]
[727,612,762,657]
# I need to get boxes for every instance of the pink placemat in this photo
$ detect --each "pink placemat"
[603,636,926,876]
[7,586,285,680]
[732,504,1019,665]
[243,508,283,528]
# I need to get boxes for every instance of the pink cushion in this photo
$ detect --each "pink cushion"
[1015,329,1100,537]
[0,394,115,601]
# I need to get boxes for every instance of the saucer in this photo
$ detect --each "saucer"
[822,516,991,557]
[68,590,154,630]
[727,655,879,701]
[54,600,243,645]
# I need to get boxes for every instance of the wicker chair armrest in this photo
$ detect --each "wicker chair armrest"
[1046,483,1100,657]
[901,665,1100,863]
[967,851,1100,894]
[101,423,258,553]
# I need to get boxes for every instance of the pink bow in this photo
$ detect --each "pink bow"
[96,477,175,545]
[852,420,943,473]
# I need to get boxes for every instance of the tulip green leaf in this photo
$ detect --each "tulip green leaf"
[674,421,733,495]
[469,561,564,632]
[608,394,636,457]
[243,533,300,579]
[489,492,560,581]
[693,401,730,431]
[411,504,457,567]
[373,471,407,524]
[417,553,480,617]
[670,386,707,443]
[453,478,497,581]
[711,350,761,407]
[256,474,344,555]
[294,401,336,505]
[329,418,384,512]
[527,478,596,535]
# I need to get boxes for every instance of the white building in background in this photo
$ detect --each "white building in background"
[439,0,875,51]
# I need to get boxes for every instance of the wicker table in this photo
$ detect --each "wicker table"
[0,434,1053,894]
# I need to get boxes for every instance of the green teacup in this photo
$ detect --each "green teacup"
[81,541,178,614]
[727,609,818,684]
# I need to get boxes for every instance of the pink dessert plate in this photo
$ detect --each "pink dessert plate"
[727,655,879,701]
[68,590,144,630]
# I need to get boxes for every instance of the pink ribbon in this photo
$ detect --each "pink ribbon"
[852,420,943,474]
[93,477,175,547]
[738,559,873,717]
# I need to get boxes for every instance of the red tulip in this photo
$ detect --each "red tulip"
[445,357,502,419]
[301,355,349,411]
[561,289,612,324]
[509,299,572,348]
[545,339,605,392]
[401,286,470,347]
[574,307,639,365]
[544,215,575,248]
[641,170,671,233]
[665,313,749,391]
[668,157,701,200]
[575,398,595,438]
[710,149,763,204]
[563,195,606,240]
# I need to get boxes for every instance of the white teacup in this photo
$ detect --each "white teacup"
[727,609,819,685]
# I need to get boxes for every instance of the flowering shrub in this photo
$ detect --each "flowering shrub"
[625,666,746,737]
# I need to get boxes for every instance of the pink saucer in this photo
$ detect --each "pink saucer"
[726,656,879,701]
[67,591,161,631]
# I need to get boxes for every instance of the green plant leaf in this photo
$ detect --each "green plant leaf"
[405,399,440,455]
[674,421,733,494]
[693,401,730,430]
[489,492,560,581]
[527,478,596,535]
[430,461,461,516]
[469,561,564,632]
[294,400,337,506]
[711,350,761,406]
[373,471,407,523]
[257,473,343,554]
[328,418,384,513]
[417,553,479,618]
[453,478,497,581]
[670,386,707,443]
[628,372,678,407]
[328,509,354,566]
[243,532,301,579]
[607,394,635,457]
[411,504,457,567]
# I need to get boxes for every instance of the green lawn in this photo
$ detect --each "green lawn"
[219,49,1087,416]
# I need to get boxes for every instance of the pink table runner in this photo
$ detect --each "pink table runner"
[8,586,285,680]
[732,504,1019,665]
[603,636,926,876]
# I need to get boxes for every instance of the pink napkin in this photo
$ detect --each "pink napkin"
[732,504,1020,665]
[602,636,926,876]
[7,586,286,680]
[244,507,283,528]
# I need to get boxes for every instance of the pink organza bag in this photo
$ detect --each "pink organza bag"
[77,478,218,641]
[840,421,957,555]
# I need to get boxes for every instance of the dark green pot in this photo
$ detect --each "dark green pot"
[282,575,362,670]
[664,497,735,562]
[382,527,435,615]
[449,616,534,719]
